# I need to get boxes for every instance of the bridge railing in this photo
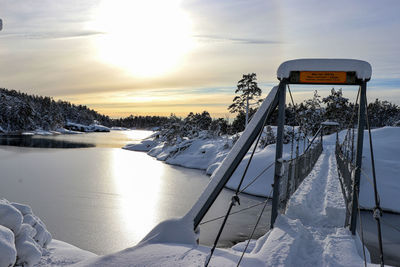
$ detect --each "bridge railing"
[277,141,323,212]
[335,142,355,226]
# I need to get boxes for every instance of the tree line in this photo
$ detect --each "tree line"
[1,84,399,136]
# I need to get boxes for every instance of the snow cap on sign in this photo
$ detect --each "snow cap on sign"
[277,59,372,80]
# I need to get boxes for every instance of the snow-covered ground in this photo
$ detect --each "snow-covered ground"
[125,127,400,213]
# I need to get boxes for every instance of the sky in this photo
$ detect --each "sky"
[1,0,400,118]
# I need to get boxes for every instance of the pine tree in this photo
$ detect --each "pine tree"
[228,73,262,128]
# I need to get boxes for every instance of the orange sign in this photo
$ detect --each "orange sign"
[299,71,347,84]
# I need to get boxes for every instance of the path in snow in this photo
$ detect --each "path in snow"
[254,144,370,266]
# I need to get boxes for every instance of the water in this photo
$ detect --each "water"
[358,211,400,266]
[0,130,271,255]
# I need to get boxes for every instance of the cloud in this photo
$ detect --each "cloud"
[193,34,281,45]
[0,31,104,40]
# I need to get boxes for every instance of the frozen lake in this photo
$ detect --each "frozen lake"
[0,130,271,255]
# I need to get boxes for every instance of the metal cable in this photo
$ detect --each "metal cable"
[237,188,273,266]
[199,199,269,225]
[239,162,275,194]
[364,95,385,266]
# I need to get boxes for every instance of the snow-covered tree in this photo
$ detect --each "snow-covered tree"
[259,125,276,148]
[367,99,400,127]
[322,88,351,129]
[301,91,324,135]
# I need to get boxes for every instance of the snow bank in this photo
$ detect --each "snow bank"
[357,127,400,212]
[125,135,233,170]
[123,139,158,152]
[0,199,52,267]
[64,122,110,132]
[138,217,198,246]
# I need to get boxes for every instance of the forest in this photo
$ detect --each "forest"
[0,87,399,136]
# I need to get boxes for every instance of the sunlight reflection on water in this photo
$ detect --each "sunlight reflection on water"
[111,149,163,241]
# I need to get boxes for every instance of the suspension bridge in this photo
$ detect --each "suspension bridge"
[83,59,397,267]
[192,59,389,266]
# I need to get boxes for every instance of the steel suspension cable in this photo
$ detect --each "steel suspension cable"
[239,162,275,194]
[364,95,385,266]
[199,199,269,225]
[236,188,273,266]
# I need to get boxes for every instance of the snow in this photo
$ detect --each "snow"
[357,127,400,212]
[0,199,53,267]
[0,199,23,234]
[138,217,199,246]
[277,59,372,80]
[65,122,110,132]
[0,225,16,267]
[36,240,96,267]
[15,223,42,267]
[321,121,340,126]
[124,139,158,152]
[56,127,83,134]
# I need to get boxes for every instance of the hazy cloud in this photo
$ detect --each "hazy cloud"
[0,31,104,40]
[194,34,280,45]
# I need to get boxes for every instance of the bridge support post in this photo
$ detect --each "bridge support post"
[270,81,286,228]
[350,81,367,235]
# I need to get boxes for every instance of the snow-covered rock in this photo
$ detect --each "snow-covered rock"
[0,199,23,234]
[0,199,53,267]
[56,127,82,134]
[123,139,157,152]
[15,224,42,267]
[65,122,110,132]
[0,225,16,267]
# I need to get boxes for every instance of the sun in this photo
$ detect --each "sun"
[90,0,194,77]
